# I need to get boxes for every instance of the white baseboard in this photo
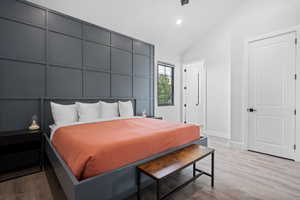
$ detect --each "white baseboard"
[204,130,247,150]
[205,129,230,139]
[229,140,247,150]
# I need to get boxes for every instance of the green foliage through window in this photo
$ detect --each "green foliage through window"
[158,63,174,106]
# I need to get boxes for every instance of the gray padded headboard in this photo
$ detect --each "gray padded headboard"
[0,0,154,133]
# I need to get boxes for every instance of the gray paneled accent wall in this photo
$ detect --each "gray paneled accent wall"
[0,0,155,133]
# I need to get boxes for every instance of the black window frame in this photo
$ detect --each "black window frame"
[157,62,175,107]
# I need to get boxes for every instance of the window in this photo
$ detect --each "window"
[157,62,174,106]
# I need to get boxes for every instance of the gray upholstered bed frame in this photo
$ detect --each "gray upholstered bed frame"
[43,98,208,200]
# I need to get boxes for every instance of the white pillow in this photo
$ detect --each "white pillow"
[50,102,78,125]
[76,102,101,122]
[99,101,119,118]
[118,101,134,117]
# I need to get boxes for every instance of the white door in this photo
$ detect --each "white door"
[248,32,296,159]
[183,62,206,126]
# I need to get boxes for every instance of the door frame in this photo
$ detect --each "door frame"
[242,26,300,161]
[182,60,207,131]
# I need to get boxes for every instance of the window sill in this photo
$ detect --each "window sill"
[157,104,175,107]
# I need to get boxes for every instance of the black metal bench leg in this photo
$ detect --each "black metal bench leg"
[193,162,196,178]
[156,180,160,200]
[211,151,214,188]
[137,170,141,200]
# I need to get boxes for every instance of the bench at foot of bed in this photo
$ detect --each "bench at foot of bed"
[137,144,215,200]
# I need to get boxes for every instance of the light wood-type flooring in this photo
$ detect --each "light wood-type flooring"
[1,136,300,200]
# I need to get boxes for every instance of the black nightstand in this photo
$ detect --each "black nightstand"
[0,129,43,182]
[147,116,163,120]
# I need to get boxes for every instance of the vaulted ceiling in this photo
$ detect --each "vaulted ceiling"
[28,0,243,58]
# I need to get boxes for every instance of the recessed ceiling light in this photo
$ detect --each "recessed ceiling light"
[176,19,183,25]
[181,0,189,6]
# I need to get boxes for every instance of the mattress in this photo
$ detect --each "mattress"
[51,117,200,180]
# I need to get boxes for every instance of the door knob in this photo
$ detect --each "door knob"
[247,108,257,112]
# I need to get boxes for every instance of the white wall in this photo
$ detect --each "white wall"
[154,47,182,122]
[182,25,231,138]
[182,0,300,140]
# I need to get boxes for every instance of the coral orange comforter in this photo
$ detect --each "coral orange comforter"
[52,118,200,180]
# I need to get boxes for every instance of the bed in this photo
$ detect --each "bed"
[43,98,207,200]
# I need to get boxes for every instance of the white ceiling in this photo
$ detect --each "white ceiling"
[29,0,243,58]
